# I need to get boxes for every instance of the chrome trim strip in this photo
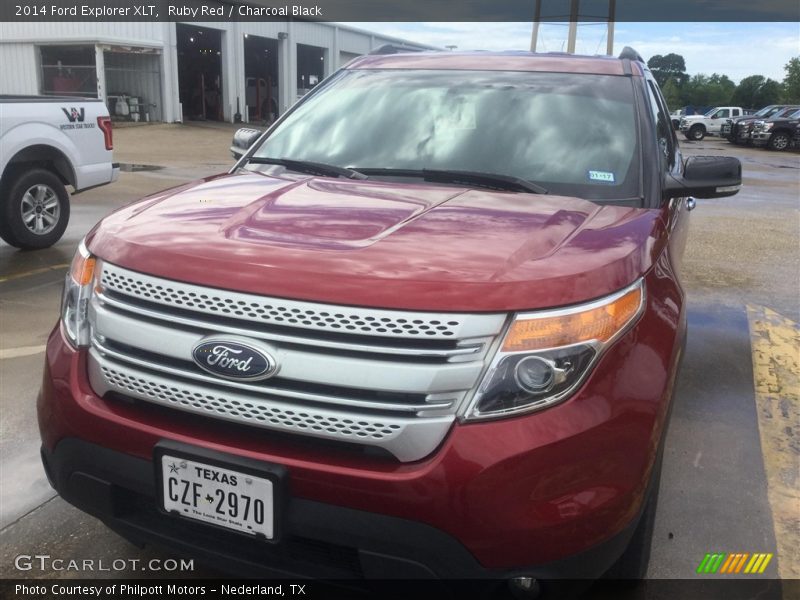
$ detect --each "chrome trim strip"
[91,337,455,414]
[89,352,455,462]
[96,290,483,359]
[90,300,486,395]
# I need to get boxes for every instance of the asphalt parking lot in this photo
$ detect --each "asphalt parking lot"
[0,125,798,591]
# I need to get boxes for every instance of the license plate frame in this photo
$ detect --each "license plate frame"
[154,441,286,542]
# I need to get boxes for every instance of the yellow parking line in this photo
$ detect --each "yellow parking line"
[0,263,70,283]
[746,305,800,579]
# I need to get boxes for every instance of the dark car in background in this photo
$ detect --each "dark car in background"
[722,105,800,145]
[751,107,800,151]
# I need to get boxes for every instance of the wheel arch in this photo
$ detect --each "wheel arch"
[1,145,76,191]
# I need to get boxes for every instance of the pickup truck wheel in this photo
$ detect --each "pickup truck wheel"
[687,125,705,141]
[767,132,790,151]
[0,168,70,250]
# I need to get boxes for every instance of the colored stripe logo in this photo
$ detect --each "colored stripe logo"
[697,553,773,574]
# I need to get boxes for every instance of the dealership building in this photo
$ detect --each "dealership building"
[0,20,432,124]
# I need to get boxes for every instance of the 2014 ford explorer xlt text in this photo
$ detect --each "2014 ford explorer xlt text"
[38,48,741,595]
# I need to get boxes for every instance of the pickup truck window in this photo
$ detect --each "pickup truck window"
[252,69,640,201]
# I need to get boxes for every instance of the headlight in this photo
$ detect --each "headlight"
[61,241,98,348]
[762,122,774,132]
[463,280,644,420]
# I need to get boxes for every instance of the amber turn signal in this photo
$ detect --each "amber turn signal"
[501,285,643,353]
[69,249,96,286]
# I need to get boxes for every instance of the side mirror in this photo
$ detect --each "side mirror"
[664,156,741,199]
[230,127,263,159]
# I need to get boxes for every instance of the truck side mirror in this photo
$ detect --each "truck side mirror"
[231,127,263,159]
[664,156,741,199]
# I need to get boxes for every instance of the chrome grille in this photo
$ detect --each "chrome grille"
[102,267,472,338]
[89,262,507,461]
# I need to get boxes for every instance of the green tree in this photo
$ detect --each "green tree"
[682,74,711,106]
[782,57,800,102]
[661,78,682,110]
[732,75,767,107]
[683,73,735,107]
[706,73,736,105]
[647,53,688,88]
[753,79,782,108]
[728,75,782,109]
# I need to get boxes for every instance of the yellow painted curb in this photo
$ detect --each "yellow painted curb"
[746,304,800,580]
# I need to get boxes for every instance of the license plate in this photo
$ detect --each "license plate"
[157,447,280,539]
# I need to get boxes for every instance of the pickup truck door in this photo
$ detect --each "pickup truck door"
[708,108,730,133]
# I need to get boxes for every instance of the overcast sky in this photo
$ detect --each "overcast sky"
[343,22,799,83]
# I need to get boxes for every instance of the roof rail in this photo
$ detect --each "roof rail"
[369,44,427,55]
[618,46,644,62]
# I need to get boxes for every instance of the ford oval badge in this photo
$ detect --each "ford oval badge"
[192,337,278,381]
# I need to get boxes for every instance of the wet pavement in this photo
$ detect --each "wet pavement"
[0,128,798,586]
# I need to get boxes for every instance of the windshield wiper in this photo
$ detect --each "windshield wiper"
[246,157,367,180]
[355,168,547,194]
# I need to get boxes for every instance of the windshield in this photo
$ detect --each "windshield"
[789,108,800,119]
[252,69,640,200]
[755,105,779,117]
[704,108,718,117]
[779,107,800,118]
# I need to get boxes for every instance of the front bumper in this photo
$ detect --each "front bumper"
[750,132,772,146]
[40,438,643,580]
[37,270,684,578]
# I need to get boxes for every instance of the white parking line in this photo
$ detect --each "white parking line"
[0,345,47,360]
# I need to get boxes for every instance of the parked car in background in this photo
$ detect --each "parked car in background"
[751,107,800,151]
[669,109,683,130]
[722,105,800,145]
[680,106,747,140]
[0,95,118,249]
[39,48,742,595]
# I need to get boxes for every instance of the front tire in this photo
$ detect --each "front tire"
[685,125,705,141]
[767,132,790,151]
[0,168,70,250]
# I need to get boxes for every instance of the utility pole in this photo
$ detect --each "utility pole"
[529,0,542,52]
[531,0,616,56]
[566,0,579,54]
[607,0,616,55]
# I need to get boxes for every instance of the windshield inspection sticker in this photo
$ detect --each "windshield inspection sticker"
[588,170,616,183]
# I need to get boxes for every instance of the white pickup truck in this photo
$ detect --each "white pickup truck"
[0,96,119,249]
[679,106,747,141]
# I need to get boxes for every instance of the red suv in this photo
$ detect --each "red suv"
[39,48,741,594]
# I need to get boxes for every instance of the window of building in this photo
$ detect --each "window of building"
[39,45,97,97]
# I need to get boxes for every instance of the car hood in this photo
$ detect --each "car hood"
[88,171,666,312]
